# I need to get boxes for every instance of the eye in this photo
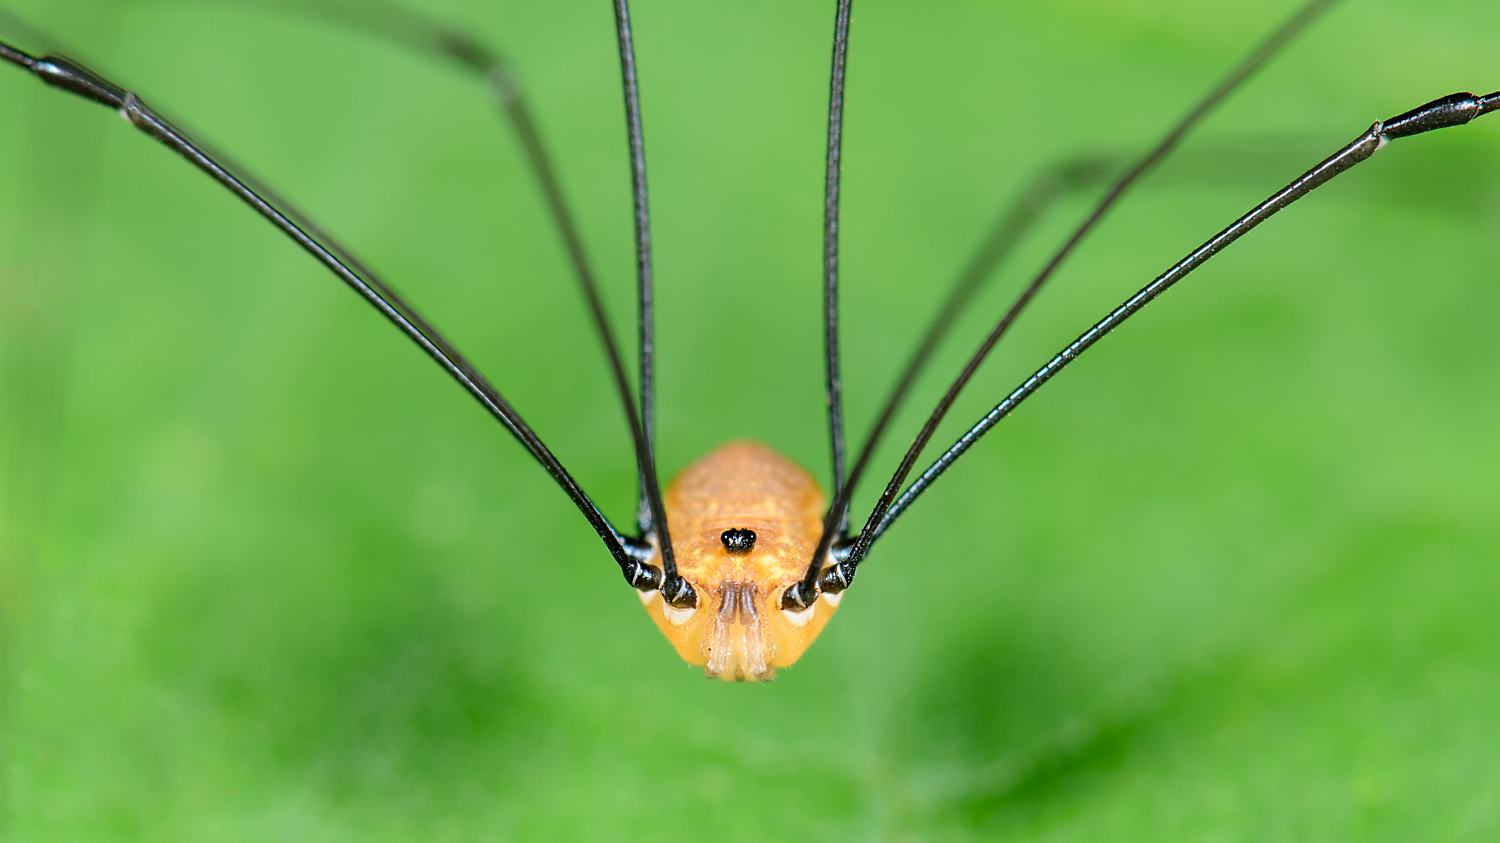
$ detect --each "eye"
[720,528,756,553]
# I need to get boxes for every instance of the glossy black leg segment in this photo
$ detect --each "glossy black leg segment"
[789,0,1338,610]
[0,39,669,594]
[610,0,693,608]
[820,156,1117,545]
[830,90,1500,591]
[609,0,658,537]
[230,0,679,593]
[822,0,854,518]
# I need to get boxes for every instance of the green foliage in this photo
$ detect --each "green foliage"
[2,0,1498,839]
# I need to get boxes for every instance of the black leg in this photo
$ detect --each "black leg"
[0,38,671,594]
[213,0,673,551]
[831,90,1500,591]
[787,0,1339,609]
[609,0,692,608]
[822,0,854,511]
[608,0,657,538]
[194,0,695,606]
[828,154,1118,546]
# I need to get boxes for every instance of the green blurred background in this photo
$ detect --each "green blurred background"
[1,0,1497,839]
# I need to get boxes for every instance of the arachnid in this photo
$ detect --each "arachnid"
[2,0,1496,688]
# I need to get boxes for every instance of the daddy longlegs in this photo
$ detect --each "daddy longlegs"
[2,0,1496,683]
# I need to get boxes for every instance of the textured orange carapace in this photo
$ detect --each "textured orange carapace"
[639,441,842,681]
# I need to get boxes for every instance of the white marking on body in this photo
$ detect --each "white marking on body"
[782,601,816,628]
[637,588,658,606]
[821,590,842,608]
[663,601,696,626]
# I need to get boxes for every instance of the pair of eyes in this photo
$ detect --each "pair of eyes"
[720,528,756,552]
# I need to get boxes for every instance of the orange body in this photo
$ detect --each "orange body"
[639,441,842,681]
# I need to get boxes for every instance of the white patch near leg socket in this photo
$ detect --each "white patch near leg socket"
[663,601,696,626]
[782,601,816,628]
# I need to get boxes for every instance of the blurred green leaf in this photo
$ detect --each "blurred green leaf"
[2,0,1498,839]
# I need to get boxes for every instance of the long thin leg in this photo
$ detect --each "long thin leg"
[0,41,672,593]
[788,0,1337,608]
[606,0,690,608]
[405,0,689,604]
[821,90,1500,591]
[822,0,854,506]
[210,0,670,544]
[828,155,1118,541]
[186,0,692,606]
[826,140,1315,549]
[608,0,663,545]
[11,2,689,582]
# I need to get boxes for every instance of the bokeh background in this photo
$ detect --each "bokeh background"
[1,0,1498,839]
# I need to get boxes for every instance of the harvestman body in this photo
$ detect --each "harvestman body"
[641,443,839,680]
[2,0,1495,681]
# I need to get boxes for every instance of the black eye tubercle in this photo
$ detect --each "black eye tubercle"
[720,528,756,553]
